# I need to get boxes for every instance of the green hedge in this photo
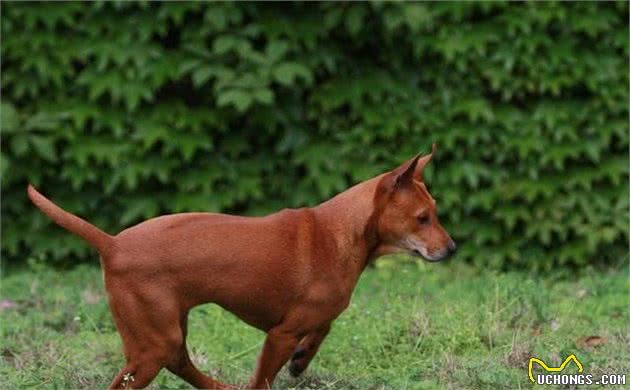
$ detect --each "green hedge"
[2,2,628,270]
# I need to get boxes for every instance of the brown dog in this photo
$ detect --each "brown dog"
[28,145,455,389]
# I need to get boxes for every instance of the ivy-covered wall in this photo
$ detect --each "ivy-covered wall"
[2,2,628,269]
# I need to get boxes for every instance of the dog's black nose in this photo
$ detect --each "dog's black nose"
[447,240,457,254]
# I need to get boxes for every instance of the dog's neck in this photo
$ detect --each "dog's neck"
[311,174,386,272]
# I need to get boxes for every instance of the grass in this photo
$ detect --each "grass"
[1,258,628,389]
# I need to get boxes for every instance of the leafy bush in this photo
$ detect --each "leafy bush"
[1,2,628,270]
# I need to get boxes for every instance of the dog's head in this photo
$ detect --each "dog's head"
[374,145,456,262]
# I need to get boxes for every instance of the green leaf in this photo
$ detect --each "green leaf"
[251,88,274,105]
[273,62,313,86]
[216,89,253,112]
[1,103,19,133]
[30,136,58,162]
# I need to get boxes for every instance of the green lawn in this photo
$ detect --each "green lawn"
[1,259,628,389]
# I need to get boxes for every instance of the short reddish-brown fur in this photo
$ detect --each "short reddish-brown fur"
[28,145,455,389]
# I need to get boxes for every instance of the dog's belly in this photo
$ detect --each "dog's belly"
[213,294,288,332]
[183,254,306,332]
[207,278,349,332]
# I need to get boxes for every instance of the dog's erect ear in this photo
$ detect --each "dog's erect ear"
[414,143,437,180]
[393,154,421,189]
[386,144,436,189]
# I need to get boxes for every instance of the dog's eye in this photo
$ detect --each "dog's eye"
[417,214,430,225]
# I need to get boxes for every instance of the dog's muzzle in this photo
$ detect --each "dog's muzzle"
[411,239,457,262]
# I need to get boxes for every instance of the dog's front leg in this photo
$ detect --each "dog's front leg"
[247,327,300,389]
[288,324,331,377]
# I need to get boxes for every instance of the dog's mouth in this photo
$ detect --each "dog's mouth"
[410,249,445,262]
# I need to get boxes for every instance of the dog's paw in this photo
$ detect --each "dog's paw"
[289,347,307,377]
[288,360,305,378]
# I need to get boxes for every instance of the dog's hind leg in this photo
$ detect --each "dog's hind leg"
[167,313,230,389]
[105,288,186,389]
[108,360,163,389]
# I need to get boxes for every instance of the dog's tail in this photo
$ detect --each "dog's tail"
[27,184,114,257]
